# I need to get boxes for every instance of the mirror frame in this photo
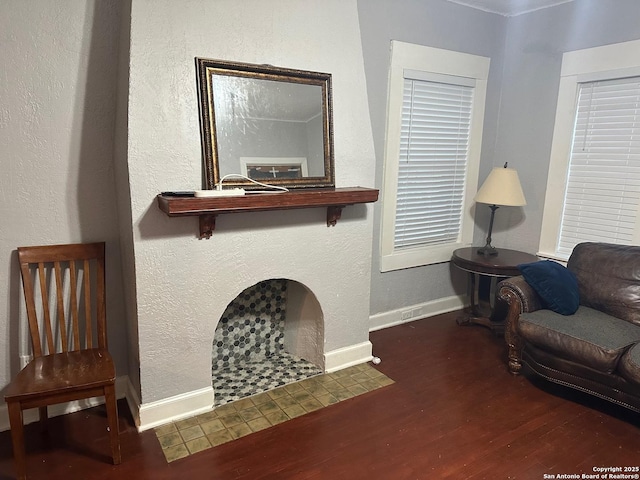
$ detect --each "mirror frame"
[195,58,335,189]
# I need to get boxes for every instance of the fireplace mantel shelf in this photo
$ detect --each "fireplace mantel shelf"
[157,187,379,239]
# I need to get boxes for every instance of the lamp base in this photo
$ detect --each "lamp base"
[477,244,498,256]
[478,204,499,256]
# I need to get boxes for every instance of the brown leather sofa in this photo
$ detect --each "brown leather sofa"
[498,242,640,413]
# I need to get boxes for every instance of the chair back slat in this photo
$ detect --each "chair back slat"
[83,259,93,349]
[19,261,43,357]
[36,262,56,355]
[17,242,108,357]
[69,259,81,350]
[96,255,107,348]
[53,261,69,352]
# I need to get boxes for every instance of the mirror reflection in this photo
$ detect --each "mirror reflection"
[196,58,335,189]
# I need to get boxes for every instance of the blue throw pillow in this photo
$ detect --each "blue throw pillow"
[517,260,580,315]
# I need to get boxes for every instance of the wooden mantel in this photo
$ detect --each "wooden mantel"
[156,187,379,238]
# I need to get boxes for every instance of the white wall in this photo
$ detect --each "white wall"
[491,0,640,254]
[125,0,377,417]
[360,0,640,322]
[358,0,508,320]
[0,0,129,403]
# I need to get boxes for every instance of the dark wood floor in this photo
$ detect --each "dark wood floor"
[1,311,639,480]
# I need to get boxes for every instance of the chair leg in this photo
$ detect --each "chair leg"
[7,401,27,480]
[39,405,48,432]
[104,384,121,464]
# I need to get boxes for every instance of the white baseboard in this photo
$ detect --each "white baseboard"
[0,375,133,433]
[136,386,214,432]
[323,341,373,373]
[0,343,376,435]
[0,299,462,435]
[0,375,216,434]
[135,340,376,429]
[369,295,465,332]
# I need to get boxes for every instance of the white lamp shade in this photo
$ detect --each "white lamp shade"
[474,166,526,207]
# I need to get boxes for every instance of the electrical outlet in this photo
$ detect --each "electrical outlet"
[401,310,413,321]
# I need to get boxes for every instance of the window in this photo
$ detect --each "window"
[539,39,640,260]
[380,41,490,272]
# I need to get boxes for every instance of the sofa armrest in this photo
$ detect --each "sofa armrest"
[498,275,543,314]
[498,276,544,375]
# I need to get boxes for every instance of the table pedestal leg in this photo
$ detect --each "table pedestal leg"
[456,273,504,335]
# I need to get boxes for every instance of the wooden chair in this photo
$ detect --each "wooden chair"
[4,242,121,480]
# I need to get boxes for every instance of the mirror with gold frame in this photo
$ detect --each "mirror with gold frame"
[195,58,335,189]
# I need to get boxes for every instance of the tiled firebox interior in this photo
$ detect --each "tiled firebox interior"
[212,279,323,406]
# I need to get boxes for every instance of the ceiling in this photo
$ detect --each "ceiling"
[445,0,575,16]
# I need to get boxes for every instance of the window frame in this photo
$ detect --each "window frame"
[380,41,490,272]
[539,39,640,261]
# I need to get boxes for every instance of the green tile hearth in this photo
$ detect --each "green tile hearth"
[155,363,394,462]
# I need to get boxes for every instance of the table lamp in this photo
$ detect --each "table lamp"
[474,163,526,256]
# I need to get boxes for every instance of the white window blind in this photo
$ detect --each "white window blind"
[394,76,474,250]
[558,76,640,256]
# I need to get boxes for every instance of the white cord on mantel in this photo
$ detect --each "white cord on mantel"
[218,173,289,193]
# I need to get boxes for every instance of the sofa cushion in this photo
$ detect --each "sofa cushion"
[568,242,640,326]
[518,260,580,315]
[618,343,640,386]
[518,306,640,373]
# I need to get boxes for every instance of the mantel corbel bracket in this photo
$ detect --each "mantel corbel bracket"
[199,214,217,239]
[327,206,345,227]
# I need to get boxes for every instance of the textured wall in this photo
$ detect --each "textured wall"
[126,0,377,404]
[0,1,128,393]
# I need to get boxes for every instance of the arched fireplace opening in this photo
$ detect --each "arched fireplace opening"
[212,278,324,406]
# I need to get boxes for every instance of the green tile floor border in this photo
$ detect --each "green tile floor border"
[155,363,394,463]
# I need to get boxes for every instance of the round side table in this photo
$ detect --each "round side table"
[451,247,539,333]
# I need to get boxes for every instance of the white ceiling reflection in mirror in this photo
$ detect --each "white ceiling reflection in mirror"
[445,0,574,16]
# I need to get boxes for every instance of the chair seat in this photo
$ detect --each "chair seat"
[4,348,116,402]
